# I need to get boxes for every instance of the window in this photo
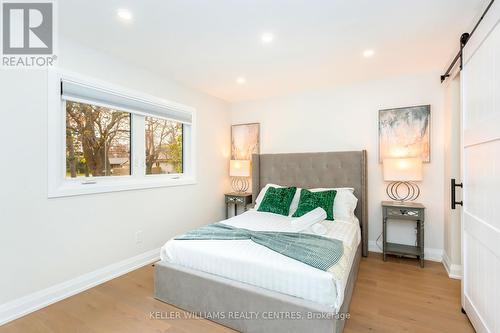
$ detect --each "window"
[145,116,183,175]
[66,101,131,178]
[48,70,196,197]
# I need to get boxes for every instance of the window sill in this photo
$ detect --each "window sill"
[48,176,196,198]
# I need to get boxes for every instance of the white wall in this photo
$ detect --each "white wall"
[231,72,445,259]
[0,39,230,305]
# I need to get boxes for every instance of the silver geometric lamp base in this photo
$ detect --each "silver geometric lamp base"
[231,177,249,193]
[386,181,420,202]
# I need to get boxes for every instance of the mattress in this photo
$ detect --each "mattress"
[160,210,361,310]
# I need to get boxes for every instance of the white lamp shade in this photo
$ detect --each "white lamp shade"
[230,160,251,177]
[383,158,423,181]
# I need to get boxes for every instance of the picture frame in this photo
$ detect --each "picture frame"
[231,123,260,160]
[379,105,431,163]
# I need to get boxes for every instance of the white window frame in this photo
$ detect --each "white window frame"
[48,69,196,198]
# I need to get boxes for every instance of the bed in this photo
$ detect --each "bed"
[155,150,368,333]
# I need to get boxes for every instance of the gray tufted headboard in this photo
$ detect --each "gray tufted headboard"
[252,151,368,257]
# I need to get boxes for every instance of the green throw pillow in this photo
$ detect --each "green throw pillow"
[257,187,297,216]
[292,189,337,220]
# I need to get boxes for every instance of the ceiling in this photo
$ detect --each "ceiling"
[59,0,488,102]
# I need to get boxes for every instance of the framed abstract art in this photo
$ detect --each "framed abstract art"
[231,123,260,160]
[379,105,431,163]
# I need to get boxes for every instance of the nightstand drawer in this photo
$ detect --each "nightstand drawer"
[385,207,424,219]
[225,196,246,204]
[225,193,253,218]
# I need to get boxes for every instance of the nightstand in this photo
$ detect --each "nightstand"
[382,201,425,267]
[225,193,252,218]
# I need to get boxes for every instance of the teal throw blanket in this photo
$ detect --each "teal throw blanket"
[175,223,343,271]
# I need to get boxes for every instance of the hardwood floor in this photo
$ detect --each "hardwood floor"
[345,253,473,333]
[1,253,473,333]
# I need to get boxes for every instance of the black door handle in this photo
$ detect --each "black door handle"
[451,178,463,209]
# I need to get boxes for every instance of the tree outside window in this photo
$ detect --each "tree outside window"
[145,116,183,175]
[65,101,131,178]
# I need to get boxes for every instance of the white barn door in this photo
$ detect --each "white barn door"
[461,2,500,332]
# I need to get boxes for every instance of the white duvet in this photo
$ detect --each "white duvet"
[160,210,360,311]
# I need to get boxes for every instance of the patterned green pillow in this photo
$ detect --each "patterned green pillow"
[292,189,337,220]
[257,187,297,216]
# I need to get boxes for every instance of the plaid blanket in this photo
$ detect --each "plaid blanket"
[175,223,343,271]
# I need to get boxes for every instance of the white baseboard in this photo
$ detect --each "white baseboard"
[464,294,488,333]
[0,248,160,326]
[442,251,462,279]
[368,240,443,262]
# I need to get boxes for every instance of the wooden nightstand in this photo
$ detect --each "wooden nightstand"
[225,193,252,218]
[382,201,425,267]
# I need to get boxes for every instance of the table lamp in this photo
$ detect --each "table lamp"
[230,160,251,193]
[383,157,423,202]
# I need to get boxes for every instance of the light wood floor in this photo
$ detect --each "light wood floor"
[1,253,474,333]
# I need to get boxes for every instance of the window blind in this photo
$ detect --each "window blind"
[61,79,192,124]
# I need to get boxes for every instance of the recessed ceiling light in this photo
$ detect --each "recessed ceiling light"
[236,77,246,84]
[261,32,274,44]
[117,9,133,21]
[363,49,375,58]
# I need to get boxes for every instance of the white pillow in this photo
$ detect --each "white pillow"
[289,207,327,232]
[254,184,301,216]
[308,187,358,221]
